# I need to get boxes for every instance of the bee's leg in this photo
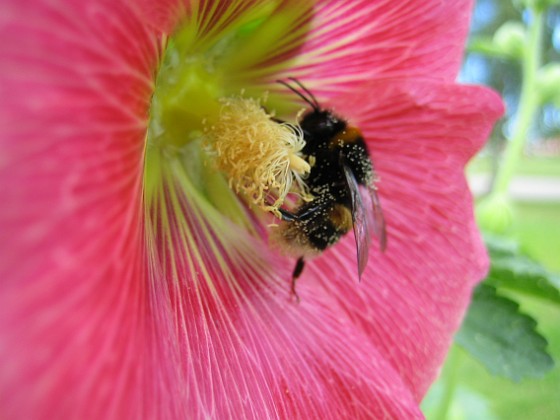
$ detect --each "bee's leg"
[290,257,305,303]
[277,208,299,221]
[277,203,327,222]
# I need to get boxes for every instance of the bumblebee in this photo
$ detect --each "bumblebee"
[272,78,387,298]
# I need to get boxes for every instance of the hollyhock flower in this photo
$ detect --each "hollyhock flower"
[0,0,503,418]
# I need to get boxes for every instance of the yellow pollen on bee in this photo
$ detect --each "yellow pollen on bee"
[204,97,311,214]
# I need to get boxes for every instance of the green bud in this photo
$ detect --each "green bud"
[492,21,526,59]
[536,63,560,105]
[476,194,514,234]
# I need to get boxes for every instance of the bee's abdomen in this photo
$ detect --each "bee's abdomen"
[272,201,353,257]
[298,203,352,251]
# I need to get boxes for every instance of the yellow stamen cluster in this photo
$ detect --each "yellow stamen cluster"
[205,97,311,215]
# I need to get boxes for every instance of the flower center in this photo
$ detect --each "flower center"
[144,1,313,223]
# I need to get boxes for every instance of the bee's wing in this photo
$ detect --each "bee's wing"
[367,182,387,252]
[341,160,371,280]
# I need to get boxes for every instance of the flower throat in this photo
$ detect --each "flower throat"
[144,1,313,220]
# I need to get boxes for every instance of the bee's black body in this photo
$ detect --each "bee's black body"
[284,110,372,251]
[274,79,386,299]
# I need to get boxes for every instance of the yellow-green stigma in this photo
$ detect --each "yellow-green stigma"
[205,97,310,215]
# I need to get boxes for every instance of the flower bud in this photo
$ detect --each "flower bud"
[492,21,526,59]
[476,194,514,234]
[536,63,560,106]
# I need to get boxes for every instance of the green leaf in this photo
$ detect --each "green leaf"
[484,234,560,304]
[456,284,554,381]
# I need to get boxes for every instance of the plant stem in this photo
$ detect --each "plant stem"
[432,345,462,420]
[492,7,544,196]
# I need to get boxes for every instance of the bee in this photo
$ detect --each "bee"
[272,78,387,299]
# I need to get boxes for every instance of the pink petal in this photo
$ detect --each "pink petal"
[0,0,502,418]
[0,0,422,416]
[139,80,503,417]
[0,0,161,417]
[135,0,184,33]
[134,1,476,95]
[282,0,475,91]
[144,169,424,417]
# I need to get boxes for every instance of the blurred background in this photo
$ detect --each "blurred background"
[423,1,560,418]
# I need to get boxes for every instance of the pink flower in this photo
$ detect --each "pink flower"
[0,1,503,419]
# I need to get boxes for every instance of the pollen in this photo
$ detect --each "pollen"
[205,97,310,215]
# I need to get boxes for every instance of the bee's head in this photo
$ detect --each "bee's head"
[300,109,346,139]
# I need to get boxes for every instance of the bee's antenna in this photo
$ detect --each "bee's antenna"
[287,77,321,110]
[277,79,320,111]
